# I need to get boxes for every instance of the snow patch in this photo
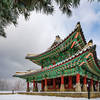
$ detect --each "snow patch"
[0,94,100,100]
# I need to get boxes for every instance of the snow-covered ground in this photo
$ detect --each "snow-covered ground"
[0,94,100,100]
[0,91,12,93]
[0,91,25,93]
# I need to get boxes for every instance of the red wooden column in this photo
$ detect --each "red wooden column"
[60,75,65,91]
[33,80,35,91]
[75,73,81,92]
[83,76,87,92]
[44,78,48,91]
[68,76,72,89]
[83,76,87,84]
[61,76,64,84]
[76,74,80,83]
[33,80,35,88]
[90,78,94,92]
[45,78,47,86]
[27,82,30,92]
[53,78,56,90]
[91,79,93,85]
[96,81,98,86]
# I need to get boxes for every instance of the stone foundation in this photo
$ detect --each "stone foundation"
[44,86,48,91]
[83,84,87,92]
[26,88,30,92]
[96,86,99,92]
[18,92,100,98]
[90,85,94,92]
[75,83,81,92]
[65,88,75,92]
[33,88,38,92]
[60,84,65,92]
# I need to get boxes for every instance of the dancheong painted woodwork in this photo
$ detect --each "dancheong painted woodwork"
[13,22,100,92]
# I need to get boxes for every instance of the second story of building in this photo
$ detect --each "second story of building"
[26,22,87,69]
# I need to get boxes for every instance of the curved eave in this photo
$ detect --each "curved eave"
[26,29,76,59]
[92,51,100,71]
[15,46,93,78]
[89,47,100,71]
[84,61,100,77]
[83,50,100,77]
[26,23,87,65]
[13,75,26,79]
[93,50,100,70]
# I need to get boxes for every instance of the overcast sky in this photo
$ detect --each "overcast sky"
[0,0,100,79]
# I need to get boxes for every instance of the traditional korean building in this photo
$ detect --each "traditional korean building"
[13,22,100,92]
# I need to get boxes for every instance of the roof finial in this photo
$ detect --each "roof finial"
[75,22,81,29]
[77,21,80,25]
[88,39,93,47]
[56,35,60,40]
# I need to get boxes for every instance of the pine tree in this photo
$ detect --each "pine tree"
[0,0,99,37]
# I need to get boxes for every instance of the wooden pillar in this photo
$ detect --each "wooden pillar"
[68,76,72,89]
[83,76,87,92]
[90,78,94,92]
[75,74,81,92]
[60,75,65,92]
[44,78,48,91]
[33,80,36,92]
[26,82,30,92]
[53,78,56,91]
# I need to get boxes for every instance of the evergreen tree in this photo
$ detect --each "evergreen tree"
[0,0,99,37]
